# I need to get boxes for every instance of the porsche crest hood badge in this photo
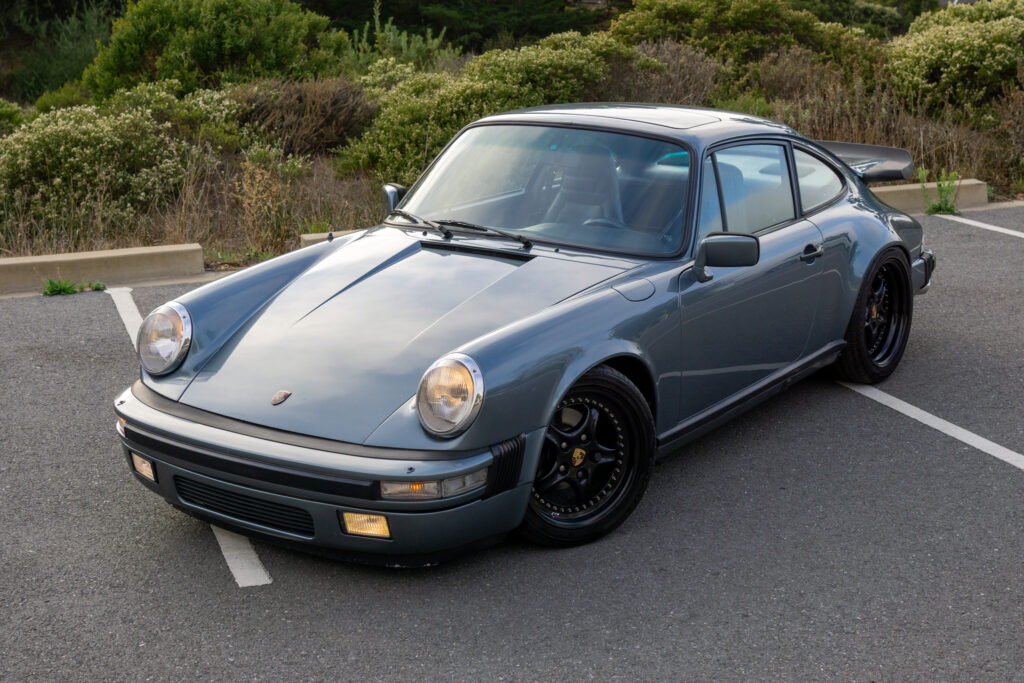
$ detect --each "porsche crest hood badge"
[270,390,292,406]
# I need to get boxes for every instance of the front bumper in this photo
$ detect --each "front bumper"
[114,383,541,563]
[911,248,936,294]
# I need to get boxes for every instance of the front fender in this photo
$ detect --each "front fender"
[366,281,679,451]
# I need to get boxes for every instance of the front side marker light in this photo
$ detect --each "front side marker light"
[380,480,441,500]
[380,467,489,501]
[130,453,156,481]
[342,512,391,538]
[115,417,126,437]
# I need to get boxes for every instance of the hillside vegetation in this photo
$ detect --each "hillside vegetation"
[1,0,1021,259]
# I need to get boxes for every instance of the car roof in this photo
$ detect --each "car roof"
[476,103,802,150]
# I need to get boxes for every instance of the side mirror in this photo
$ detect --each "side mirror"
[693,232,760,283]
[382,183,407,213]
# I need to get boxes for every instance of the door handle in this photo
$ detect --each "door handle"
[799,245,824,262]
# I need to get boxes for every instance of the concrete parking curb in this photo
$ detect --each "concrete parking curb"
[873,179,988,214]
[0,243,204,295]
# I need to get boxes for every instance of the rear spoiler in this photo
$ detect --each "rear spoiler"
[814,140,914,184]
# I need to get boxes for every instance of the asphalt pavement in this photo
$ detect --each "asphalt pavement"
[2,205,1023,681]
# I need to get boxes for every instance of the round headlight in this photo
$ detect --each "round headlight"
[137,302,192,375]
[416,353,484,437]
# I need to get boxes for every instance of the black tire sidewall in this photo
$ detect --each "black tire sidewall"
[519,365,655,547]
[837,247,914,384]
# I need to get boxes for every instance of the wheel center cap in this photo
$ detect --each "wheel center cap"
[571,447,586,467]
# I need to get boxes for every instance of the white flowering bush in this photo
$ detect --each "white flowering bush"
[360,58,416,99]
[104,80,251,151]
[0,105,193,228]
[909,0,1024,31]
[888,10,1024,111]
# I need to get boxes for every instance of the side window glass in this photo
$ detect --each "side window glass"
[794,149,844,212]
[697,157,722,240]
[713,144,794,232]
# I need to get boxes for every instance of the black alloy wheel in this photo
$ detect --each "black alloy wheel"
[519,365,655,546]
[836,249,913,384]
[864,262,906,366]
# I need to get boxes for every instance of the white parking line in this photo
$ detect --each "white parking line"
[211,526,273,587]
[838,381,1024,472]
[935,214,1024,240]
[105,288,144,349]
[107,286,273,588]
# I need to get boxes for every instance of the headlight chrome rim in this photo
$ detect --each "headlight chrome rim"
[416,352,484,438]
[137,301,192,376]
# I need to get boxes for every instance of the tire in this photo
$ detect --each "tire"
[518,365,655,547]
[834,248,913,384]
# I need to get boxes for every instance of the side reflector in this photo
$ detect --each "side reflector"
[130,453,156,481]
[342,512,391,538]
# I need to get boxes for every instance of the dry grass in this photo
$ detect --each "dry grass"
[993,66,1024,195]
[593,40,723,106]
[1,156,383,259]
[769,73,1011,191]
[752,47,841,102]
[233,77,377,157]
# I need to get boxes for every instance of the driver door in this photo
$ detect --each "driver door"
[677,143,825,420]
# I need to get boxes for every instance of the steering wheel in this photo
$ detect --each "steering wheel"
[582,217,629,230]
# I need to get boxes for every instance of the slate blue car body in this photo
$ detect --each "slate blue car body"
[114,105,935,564]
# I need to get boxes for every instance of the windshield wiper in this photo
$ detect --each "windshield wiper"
[387,209,452,239]
[434,219,533,249]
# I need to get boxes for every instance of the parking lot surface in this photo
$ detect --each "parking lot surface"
[3,206,1024,680]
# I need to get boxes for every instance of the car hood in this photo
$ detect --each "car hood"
[178,229,629,444]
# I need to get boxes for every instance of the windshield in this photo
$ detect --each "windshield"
[398,124,692,256]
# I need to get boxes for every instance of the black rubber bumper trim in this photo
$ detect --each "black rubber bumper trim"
[921,248,936,282]
[130,379,489,462]
[123,425,380,499]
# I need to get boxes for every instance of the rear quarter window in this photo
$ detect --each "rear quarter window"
[794,149,844,212]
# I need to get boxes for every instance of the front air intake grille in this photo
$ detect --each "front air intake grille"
[485,434,526,498]
[175,476,315,537]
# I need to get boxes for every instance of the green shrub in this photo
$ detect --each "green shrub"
[82,0,352,99]
[341,32,632,185]
[416,0,604,50]
[35,80,92,112]
[609,0,881,77]
[789,0,907,37]
[0,105,197,239]
[346,4,460,72]
[234,77,376,155]
[0,99,26,136]
[888,14,1024,112]
[293,0,603,52]
[8,2,117,102]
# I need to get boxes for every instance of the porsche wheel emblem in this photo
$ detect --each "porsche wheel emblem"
[270,390,292,406]
[571,447,586,467]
